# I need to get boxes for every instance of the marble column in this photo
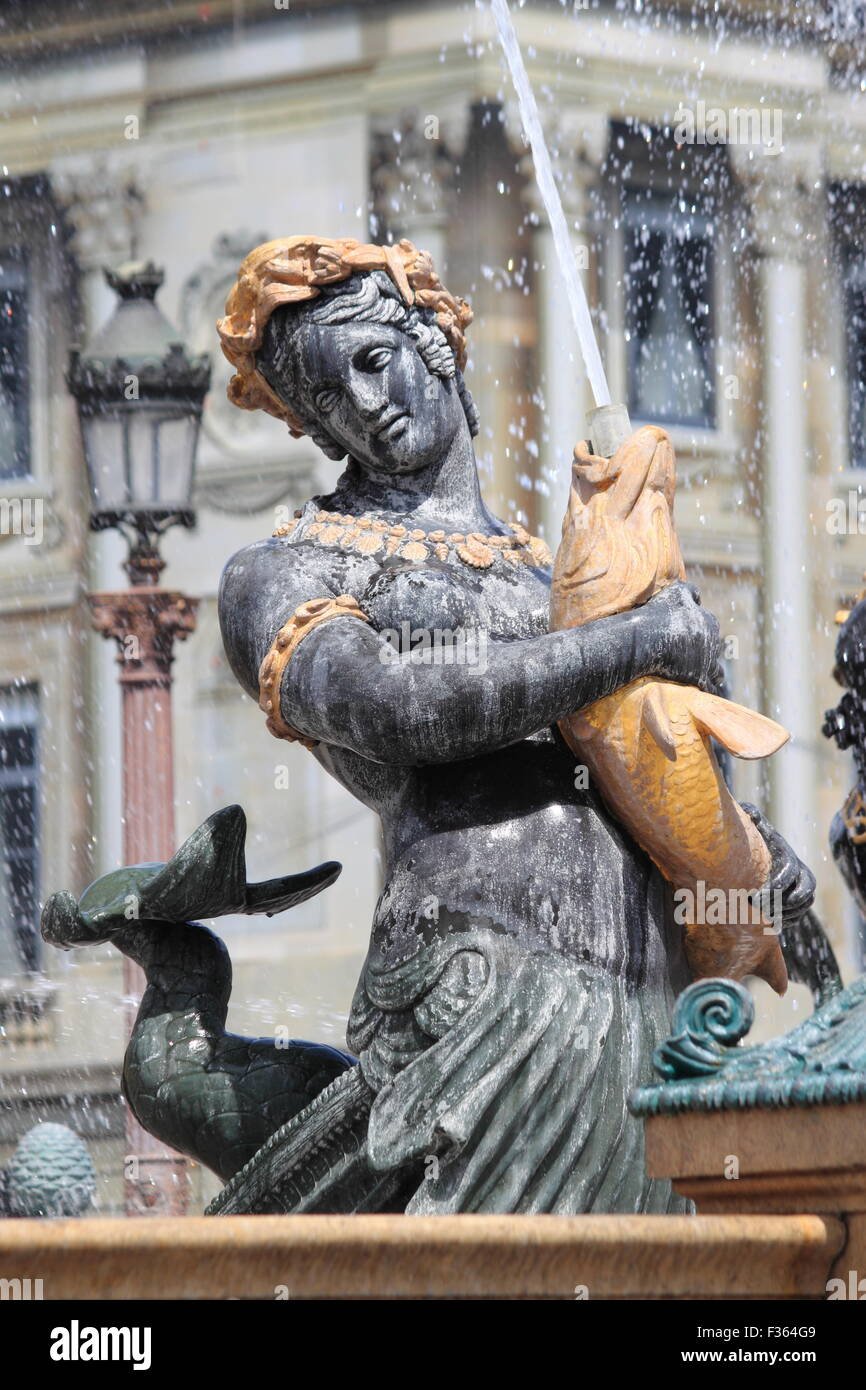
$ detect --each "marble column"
[733,147,820,874]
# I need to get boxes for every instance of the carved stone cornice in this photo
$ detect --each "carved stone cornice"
[730,143,823,262]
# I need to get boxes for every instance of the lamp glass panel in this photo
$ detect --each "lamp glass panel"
[82,404,200,514]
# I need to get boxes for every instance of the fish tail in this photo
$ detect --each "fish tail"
[686,689,789,760]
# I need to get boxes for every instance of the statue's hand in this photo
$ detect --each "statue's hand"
[740,802,817,925]
[643,581,724,693]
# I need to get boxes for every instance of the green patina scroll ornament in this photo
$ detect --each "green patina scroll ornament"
[630,971,866,1119]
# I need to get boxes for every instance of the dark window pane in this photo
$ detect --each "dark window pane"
[0,725,34,770]
[7,856,35,919]
[8,859,39,971]
[624,195,716,429]
[0,686,39,971]
[0,253,30,481]
[0,784,35,853]
[845,255,866,468]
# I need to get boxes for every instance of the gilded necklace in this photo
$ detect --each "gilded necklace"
[273,509,552,571]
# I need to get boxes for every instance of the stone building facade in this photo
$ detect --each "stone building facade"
[0,0,864,1211]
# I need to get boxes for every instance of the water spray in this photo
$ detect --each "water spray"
[490,0,632,458]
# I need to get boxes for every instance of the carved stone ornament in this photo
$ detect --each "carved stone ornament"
[630,972,866,1117]
[88,590,199,682]
[49,155,149,269]
[730,143,821,263]
[180,232,312,514]
[370,109,456,240]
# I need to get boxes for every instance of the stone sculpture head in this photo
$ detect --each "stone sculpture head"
[217,236,478,479]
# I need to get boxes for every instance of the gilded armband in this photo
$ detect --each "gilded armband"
[257,595,370,747]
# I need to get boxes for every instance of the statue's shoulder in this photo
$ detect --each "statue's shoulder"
[219,526,339,599]
[218,523,345,700]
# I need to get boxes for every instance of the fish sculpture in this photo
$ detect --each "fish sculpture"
[550,425,790,993]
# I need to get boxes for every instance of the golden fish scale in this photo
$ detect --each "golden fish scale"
[563,678,770,895]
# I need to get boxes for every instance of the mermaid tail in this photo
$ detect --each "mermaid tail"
[41,806,353,1181]
[551,427,790,993]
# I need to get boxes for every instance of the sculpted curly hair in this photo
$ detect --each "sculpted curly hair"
[256,271,480,461]
[216,236,477,458]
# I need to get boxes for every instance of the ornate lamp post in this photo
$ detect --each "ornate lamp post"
[68,262,211,1215]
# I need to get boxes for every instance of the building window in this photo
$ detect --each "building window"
[843,248,866,469]
[623,192,716,429]
[0,687,40,975]
[0,249,30,480]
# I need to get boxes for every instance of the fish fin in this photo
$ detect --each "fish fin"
[754,939,789,996]
[685,929,788,997]
[689,691,789,760]
[640,684,677,760]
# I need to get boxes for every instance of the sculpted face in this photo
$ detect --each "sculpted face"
[287,319,466,476]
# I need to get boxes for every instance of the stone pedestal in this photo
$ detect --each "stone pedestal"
[645,1101,866,1221]
[632,974,866,1294]
[645,1102,866,1293]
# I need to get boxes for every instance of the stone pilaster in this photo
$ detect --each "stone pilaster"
[731,144,822,876]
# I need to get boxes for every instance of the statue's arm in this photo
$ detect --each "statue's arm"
[219,540,721,766]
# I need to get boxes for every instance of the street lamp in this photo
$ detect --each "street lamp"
[68,261,211,1216]
[68,260,209,581]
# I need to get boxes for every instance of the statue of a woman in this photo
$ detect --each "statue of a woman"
[43,237,819,1215]
[208,237,814,1214]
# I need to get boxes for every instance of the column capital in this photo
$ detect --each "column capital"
[89,590,198,684]
[730,142,823,261]
[518,108,609,223]
[370,108,457,239]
